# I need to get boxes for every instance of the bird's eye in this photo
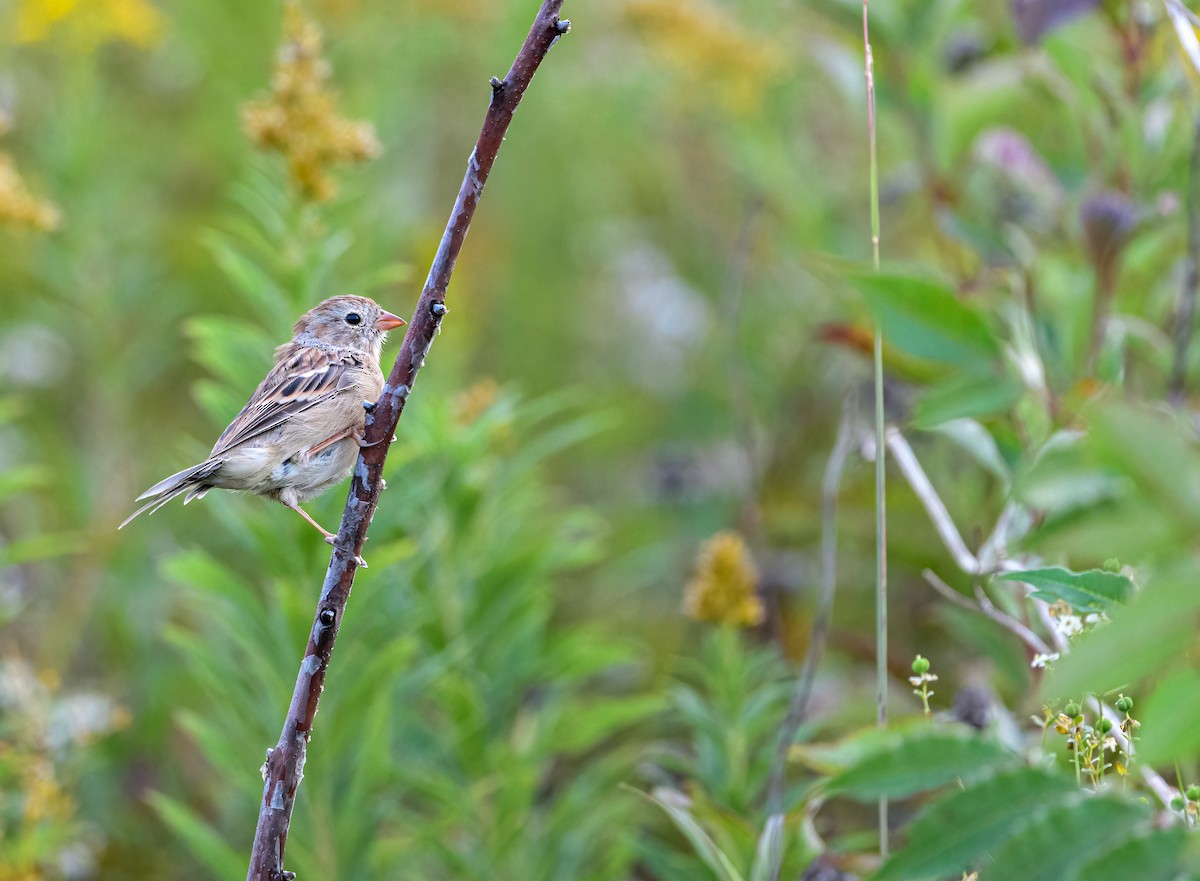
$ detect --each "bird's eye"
[344,312,362,326]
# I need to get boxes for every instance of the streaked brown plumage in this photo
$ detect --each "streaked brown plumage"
[121,295,405,543]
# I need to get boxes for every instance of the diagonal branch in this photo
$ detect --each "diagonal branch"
[885,427,980,575]
[921,568,1053,657]
[246,5,570,879]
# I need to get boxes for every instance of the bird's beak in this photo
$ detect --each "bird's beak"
[375,311,407,331]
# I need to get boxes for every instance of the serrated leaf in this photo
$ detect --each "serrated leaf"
[790,719,936,775]
[874,767,1075,881]
[1073,825,1188,881]
[1045,564,1200,696]
[826,730,1013,800]
[999,567,1133,612]
[986,794,1148,881]
[850,273,1000,367]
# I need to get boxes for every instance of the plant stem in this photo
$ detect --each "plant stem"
[765,394,856,862]
[1170,114,1200,404]
[862,0,888,859]
[245,5,571,878]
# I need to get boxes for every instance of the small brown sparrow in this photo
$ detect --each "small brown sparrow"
[121,295,406,543]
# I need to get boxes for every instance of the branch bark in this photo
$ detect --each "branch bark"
[246,5,570,878]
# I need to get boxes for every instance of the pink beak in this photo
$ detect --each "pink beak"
[375,311,407,331]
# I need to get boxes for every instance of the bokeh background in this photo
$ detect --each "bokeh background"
[4,0,1200,877]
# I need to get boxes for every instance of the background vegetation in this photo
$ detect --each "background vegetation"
[4,0,1200,878]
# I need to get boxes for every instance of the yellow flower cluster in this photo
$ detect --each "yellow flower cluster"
[683,531,764,627]
[620,0,785,115]
[15,0,162,49]
[242,3,382,202]
[0,153,60,232]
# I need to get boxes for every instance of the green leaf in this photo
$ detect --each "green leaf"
[0,465,48,502]
[986,794,1148,881]
[186,316,273,390]
[1073,825,1188,881]
[1088,403,1200,528]
[873,767,1075,881]
[201,231,290,325]
[748,815,783,881]
[926,418,1011,486]
[147,792,245,880]
[912,372,1024,429]
[552,694,664,753]
[998,567,1133,612]
[790,719,936,776]
[850,273,1000,366]
[1137,668,1200,766]
[1046,565,1200,696]
[627,786,745,881]
[825,729,1013,800]
[0,531,86,565]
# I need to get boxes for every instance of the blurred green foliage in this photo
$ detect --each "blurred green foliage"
[6,0,1200,878]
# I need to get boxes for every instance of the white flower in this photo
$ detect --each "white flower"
[1053,615,1083,638]
[1031,652,1060,669]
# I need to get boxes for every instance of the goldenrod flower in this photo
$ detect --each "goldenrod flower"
[620,0,784,115]
[0,153,60,231]
[454,378,500,426]
[683,531,764,627]
[15,0,162,49]
[242,3,381,201]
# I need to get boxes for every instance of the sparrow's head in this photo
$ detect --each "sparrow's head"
[292,295,406,358]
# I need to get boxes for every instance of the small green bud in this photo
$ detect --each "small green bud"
[1115,696,1133,713]
[1186,785,1200,802]
[1097,718,1113,733]
[1064,701,1081,718]
[912,655,930,675]
[1103,558,1121,573]
[1172,796,1187,812]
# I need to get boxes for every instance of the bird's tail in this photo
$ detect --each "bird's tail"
[119,459,223,529]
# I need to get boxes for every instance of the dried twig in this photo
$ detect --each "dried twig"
[765,394,857,857]
[886,428,980,575]
[722,196,766,540]
[246,5,571,878]
[1170,115,1200,404]
[921,569,1053,656]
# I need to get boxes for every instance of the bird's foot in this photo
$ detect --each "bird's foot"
[351,427,385,449]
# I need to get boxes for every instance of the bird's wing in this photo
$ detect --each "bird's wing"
[210,346,363,458]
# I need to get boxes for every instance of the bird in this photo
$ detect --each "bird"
[121,295,406,545]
